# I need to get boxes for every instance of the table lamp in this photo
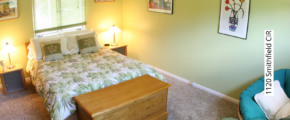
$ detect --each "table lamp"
[108,25,121,46]
[1,42,16,69]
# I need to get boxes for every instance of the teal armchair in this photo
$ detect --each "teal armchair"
[239,69,290,120]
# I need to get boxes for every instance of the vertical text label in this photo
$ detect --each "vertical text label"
[264,30,274,96]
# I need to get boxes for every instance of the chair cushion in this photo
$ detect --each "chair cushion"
[240,69,288,120]
[275,101,290,120]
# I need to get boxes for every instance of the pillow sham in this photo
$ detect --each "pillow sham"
[254,80,290,120]
[76,32,99,54]
[30,35,67,61]
[63,29,91,54]
[67,31,101,54]
[275,101,290,120]
[40,40,64,61]
[28,35,61,60]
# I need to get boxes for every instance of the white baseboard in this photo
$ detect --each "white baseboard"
[153,66,239,104]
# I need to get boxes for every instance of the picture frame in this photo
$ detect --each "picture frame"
[95,0,115,3]
[148,0,173,14]
[218,0,251,39]
[0,0,18,22]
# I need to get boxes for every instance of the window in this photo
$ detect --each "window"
[32,0,86,35]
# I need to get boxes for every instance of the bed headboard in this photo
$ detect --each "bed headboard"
[25,42,30,59]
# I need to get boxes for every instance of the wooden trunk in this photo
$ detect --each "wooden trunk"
[74,75,171,120]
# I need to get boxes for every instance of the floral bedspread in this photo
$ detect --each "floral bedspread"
[26,48,166,120]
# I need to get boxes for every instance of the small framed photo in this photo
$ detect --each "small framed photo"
[0,0,18,22]
[148,0,173,14]
[95,0,115,3]
[218,0,251,39]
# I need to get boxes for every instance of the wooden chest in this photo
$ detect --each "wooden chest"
[73,74,171,120]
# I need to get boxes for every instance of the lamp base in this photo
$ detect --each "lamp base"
[111,43,118,46]
[7,64,15,69]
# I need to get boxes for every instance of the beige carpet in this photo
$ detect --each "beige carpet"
[165,75,238,120]
[0,74,238,120]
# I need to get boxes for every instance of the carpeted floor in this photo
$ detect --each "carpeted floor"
[165,75,238,120]
[0,74,238,120]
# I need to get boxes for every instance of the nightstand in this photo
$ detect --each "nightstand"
[104,45,127,56]
[0,64,27,95]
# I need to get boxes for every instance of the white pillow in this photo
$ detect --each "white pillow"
[63,29,91,54]
[66,36,79,54]
[66,31,102,54]
[254,80,290,120]
[62,29,91,37]
[275,101,290,120]
[31,35,66,61]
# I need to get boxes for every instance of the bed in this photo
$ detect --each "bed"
[25,31,166,120]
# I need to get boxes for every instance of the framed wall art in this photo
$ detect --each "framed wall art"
[218,0,251,39]
[0,0,18,22]
[148,0,173,14]
[95,0,115,3]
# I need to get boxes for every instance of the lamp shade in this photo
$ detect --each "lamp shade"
[108,25,121,33]
[1,42,16,54]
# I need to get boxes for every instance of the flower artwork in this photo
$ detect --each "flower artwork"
[224,0,245,32]
[148,0,173,14]
[218,0,250,39]
[0,0,18,21]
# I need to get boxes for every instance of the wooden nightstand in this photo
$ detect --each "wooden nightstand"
[0,64,27,95]
[104,45,127,56]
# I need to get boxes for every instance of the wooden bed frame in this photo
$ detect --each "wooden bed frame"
[25,42,30,59]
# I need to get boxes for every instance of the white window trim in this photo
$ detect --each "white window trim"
[35,25,86,38]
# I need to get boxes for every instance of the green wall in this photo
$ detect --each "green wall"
[86,0,123,45]
[0,0,34,78]
[0,0,123,84]
[122,0,290,99]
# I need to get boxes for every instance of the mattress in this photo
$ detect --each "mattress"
[26,48,166,120]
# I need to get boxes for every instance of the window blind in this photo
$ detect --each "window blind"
[33,0,86,33]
